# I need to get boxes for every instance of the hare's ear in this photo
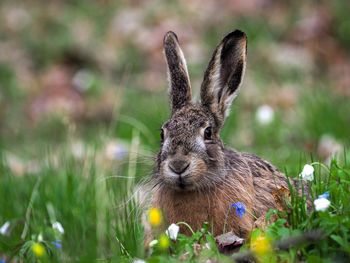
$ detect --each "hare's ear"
[200,30,247,127]
[163,31,192,114]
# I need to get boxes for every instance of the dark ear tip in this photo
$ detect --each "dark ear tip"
[164,31,179,45]
[225,29,247,40]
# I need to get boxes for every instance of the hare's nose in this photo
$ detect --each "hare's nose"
[168,160,190,175]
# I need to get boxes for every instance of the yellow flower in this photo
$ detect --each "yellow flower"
[32,242,45,257]
[250,234,272,256]
[148,207,162,226]
[158,233,170,250]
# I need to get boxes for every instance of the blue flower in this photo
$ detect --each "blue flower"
[318,192,330,200]
[0,258,6,263]
[231,202,246,218]
[51,240,62,249]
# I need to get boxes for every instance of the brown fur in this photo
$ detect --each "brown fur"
[143,30,287,243]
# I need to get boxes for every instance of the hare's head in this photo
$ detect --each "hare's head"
[156,30,247,191]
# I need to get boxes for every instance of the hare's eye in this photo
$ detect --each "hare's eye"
[160,129,165,142]
[204,127,212,140]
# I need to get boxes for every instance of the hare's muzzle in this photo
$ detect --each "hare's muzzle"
[168,159,190,175]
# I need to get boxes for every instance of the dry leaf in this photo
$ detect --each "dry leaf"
[215,231,244,254]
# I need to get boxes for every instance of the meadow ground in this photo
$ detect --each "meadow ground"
[0,1,349,262]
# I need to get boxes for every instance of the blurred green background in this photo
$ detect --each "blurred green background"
[0,0,349,261]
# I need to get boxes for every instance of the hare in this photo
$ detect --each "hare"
[146,30,288,239]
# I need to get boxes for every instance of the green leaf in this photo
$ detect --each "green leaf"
[330,235,345,247]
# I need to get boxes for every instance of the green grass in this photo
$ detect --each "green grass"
[1,140,349,262]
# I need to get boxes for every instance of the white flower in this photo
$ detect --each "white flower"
[0,221,10,235]
[104,140,128,161]
[38,233,44,242]
[71,140,85,159]
[52,221,65,234]
[256,105,274,125]
[166,223,180,241]
[72,69,95,92]
[314,197,331,211]
[300,164,314,181]
[149,239,158,247]
[133,259,146,263]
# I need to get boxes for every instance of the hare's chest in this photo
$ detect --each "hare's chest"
[155,186,255,237]
[157,190,221,235]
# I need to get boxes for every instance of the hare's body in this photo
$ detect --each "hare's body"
[145,30,287,241]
